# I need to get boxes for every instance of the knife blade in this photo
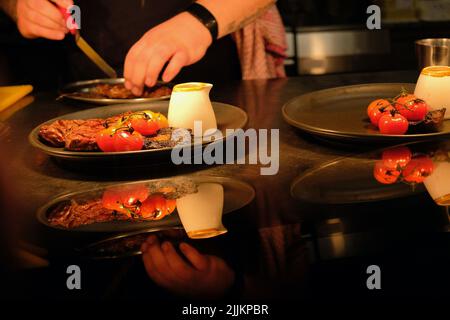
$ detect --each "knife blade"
[74,31,117,78]
[54,2,117,78]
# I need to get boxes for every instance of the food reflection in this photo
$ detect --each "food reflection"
[373,146,434,185]
[373,143,450,206]
[424,152,450,206]
[176,183,227,239]
[47,180,196,229]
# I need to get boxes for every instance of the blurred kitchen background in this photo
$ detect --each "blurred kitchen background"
[1,0,450,87]
[278,0,450,75]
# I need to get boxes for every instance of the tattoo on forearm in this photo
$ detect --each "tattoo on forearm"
[224,0,275,34]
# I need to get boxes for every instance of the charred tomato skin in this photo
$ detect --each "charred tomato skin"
[395,99,428,121]
[373,161,401,184]
[378,112,409,135]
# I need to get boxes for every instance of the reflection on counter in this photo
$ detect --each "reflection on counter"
[177,183,227,239]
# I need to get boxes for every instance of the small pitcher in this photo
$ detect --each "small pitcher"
[176,183,227,239]
[168,82,217,136]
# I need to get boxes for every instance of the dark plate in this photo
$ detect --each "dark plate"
[291,154,425,205]
[282,83,450,143]
[28,101,248,162]
[59,78,171,105]
[36,176,255,232]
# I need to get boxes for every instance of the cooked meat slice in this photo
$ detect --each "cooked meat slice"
[47,199,129,228]
[39,120,75,147]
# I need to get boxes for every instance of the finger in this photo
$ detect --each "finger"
[145,235,178,283]
[162,51,188,82]
[144,46,173,87]
[142,250,172,287]
[27,0,67,29]
[142,235,179,287]
[161,241,194,282]
[52,0,74,8]
[129,49,152,96]
[24,9,67,34]
[22,23,65,40]
[179,242,210,271]
[124,42,145,90]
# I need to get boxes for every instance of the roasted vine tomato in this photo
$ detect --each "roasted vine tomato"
[128,111,169,136]
[402,155,434,184]
[130,117,159,136]
[113,129,144,152]
[367,99,394,127]
[102,184,149,216]
[367,99,391,117]
[381,146,412,170]
[373,161,401,184]
[394,92,416,108]
[96,126,117,152]
[396,98,428,121]
[378,112,409,135]
[140,194,176,219]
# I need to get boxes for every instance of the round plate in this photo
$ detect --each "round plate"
[36,176,255,232]
[28,101,248,162]
[282,83,450,143]
[59,78,171,105]
[291,153,425,205]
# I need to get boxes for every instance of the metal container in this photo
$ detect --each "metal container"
[415,38,450,70]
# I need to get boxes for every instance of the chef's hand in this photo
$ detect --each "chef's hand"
[141,235,235,299]
[16,0,73,40]
[124,12,213,96]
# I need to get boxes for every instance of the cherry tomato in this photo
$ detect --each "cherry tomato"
[140,194,176,220]
[130,118,160,136]
[367,99,391,117]
[102,184,149,217]
[368,102,395,127]
[113,130,144,152]
[153,112,169,129]
[378,112,409,135]
[95,126,117,152]
[396,98,428,121]
[373,161,401,184]
[395,92,416,108]
[402,156,434,184]
[381,146,412,170]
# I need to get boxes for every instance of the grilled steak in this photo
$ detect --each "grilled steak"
[39,119,105,150]
[48,199,129,228]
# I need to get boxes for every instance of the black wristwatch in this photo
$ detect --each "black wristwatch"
[186,2,218,41]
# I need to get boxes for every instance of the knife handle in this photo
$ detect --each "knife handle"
[57,6,78,35]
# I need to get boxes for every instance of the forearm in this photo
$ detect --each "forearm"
[196,0,275,38]
[0,0,17,21]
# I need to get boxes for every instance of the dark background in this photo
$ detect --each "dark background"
[1,0,450,87]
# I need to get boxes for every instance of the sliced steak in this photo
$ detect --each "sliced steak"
[47,199,127,228]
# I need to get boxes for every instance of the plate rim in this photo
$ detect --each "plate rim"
[60,78,171,104]
[282,82,450,141]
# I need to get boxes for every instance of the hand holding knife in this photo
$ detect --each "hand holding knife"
[51,0,117,78]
